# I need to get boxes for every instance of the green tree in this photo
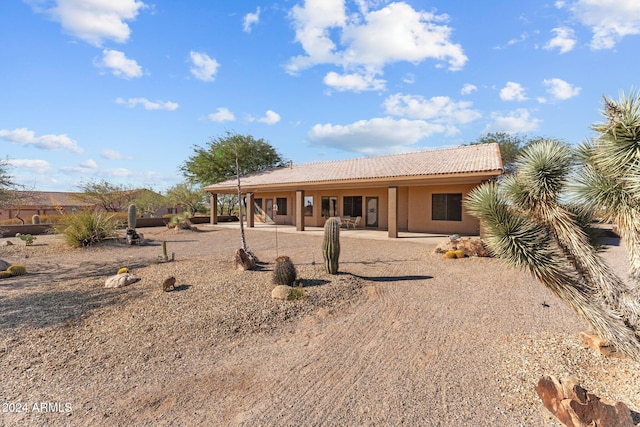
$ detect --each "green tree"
[466,135,640,360]
[132,189,167,217]
[76,180,135,212]
[165,183,206,216]
[180,132,285,186]
[469,132,539,175]
[0,159,15,207]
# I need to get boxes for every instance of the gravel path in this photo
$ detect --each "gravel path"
[0,225,638,426]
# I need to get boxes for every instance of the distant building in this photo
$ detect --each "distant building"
[0,189,182,221]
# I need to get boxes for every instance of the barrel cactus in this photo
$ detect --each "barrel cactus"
[273,256,297,286]
[127,204,137,230]
[323,217,340,274]
[117,267,129,275]
[7,264,27,276]
[444,250,457,259]
[0,271,12,279]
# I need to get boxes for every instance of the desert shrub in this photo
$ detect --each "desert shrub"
[55,210,119,247]
[167,212,192,229]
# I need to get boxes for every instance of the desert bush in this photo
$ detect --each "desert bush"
[55,210,119,247]
[167,212,192,229]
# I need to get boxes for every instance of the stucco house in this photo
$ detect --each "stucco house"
[204,143,503,237]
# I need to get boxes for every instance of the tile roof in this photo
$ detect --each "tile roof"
[9,191,94,207]
[206,143,502,191]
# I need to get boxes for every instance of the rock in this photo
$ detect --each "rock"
[105,273,141,288]
[434,237,491,257]
[1,241,14,247]
[578,331,622,358]
[234,248,257,270]
[536,375,635,427]
[271,285,294,300]
[0,260,10,270]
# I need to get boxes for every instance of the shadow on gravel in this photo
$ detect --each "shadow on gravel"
[0,286,144,330]
[298,278,331,287]
[351,274,433,283]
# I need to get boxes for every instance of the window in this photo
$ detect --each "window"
[432,193,462,221]
[276,197,287,215]
[304,196,313,216]
[254,198,263,214]
[343,196,362,217]
[321,196,338,217]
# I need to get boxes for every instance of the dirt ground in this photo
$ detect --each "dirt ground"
[1,225,639,426]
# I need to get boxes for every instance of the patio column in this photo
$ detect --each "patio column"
[296,190,305,232]
[388,186,398,238]
[210,193,218,224]
[246,192,255,228]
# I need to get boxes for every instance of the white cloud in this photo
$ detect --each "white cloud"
[207,108,236,122]
[287,1,467,79]
[544,27,577,53]
[30,0,146,46]
[80,159,98,169]
[116,97,179,110]
[566,0,640,49]
[323,71,386,92]
[384,94,481,126]
[7,159,53,174]
[243,7,260,33]
[189,51,219,82]
[0,127,83,153]
[403,73,416,84]
[485,109,541,134]
[460,83,477,95]
[500,82,527,102]
[308,117,447,154]
[543,78,581,100]
[100,149,123,160]
[97,49,143,79]
[257,110,281,125]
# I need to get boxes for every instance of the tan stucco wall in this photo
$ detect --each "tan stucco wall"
[241,182,481,235]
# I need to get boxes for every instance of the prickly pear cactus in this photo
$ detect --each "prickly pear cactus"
[273,256,297,286]
[323,218,340,274]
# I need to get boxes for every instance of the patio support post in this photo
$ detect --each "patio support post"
[246,192,255,228]
[388,186,398,238]
[296,190,305,232]
[210,193,218,224]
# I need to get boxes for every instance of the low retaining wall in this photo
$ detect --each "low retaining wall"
[0,215,217,237]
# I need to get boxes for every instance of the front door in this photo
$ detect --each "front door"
[265,198,274,223]
[366,197,378,227]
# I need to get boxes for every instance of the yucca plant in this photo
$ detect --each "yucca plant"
[466,133,640,362]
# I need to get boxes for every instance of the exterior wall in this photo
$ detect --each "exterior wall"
[244,182,481,235]
[407,183,480,235]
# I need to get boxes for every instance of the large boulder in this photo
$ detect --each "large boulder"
[0,260,10,271]
[434,236,491,257]
[536,375,635,427]
[105,273,141,288]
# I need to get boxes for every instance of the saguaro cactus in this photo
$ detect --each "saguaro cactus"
[127,204,137,230]
[323,217,340,274]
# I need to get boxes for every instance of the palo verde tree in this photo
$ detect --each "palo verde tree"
[465,93,640,362]
[0,158,15,205]
[165,183,206,216]
[180,132,285,186]
[181,132,285,268]
[76,179,135,212]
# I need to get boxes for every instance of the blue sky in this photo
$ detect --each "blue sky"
[1,0,639,193]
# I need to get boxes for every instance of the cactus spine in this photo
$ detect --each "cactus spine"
[32,214,40,225]
[273,256,297,286]
[322,218,340,274]
[127,204,137,230]
[7,264,27,276]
